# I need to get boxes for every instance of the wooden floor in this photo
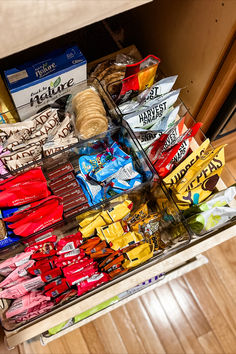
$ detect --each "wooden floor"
[0,236,232,354]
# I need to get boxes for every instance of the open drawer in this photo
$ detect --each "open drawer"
[3,221,236,349]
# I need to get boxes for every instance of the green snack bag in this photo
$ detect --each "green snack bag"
[183,185,236,218]
[187,206,236,235]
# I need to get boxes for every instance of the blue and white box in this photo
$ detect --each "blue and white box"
[4,46,87,120]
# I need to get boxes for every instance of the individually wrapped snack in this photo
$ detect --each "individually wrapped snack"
[183,186,236,218]
[163,139,210,187]
[0,251,34,276]
[153,122,202,177]
[187,206,236,235]
[118,55,160,103]
[0,119,36,139]
[133,106,180,150]
[0,276,45,299]
[148,117,185,164]
[123,243,153,268]
[99,222,125,243]
[80,215,106,238]
[173,145,226,208]
[101,200,133,223]
[66,264,98,286]
[43,136,78,157]
[118,76,178,115]
[125,90,180,130]
[56,232,82,254]
[1,142,42,171]
[77,212,100,228]
[6,291,51,319]
[0,260,34,288]
[110,231,143,251]
[77,272,110,296]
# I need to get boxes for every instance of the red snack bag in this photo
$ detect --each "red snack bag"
[154,123,203,177]
[4,196,61,224]
[0,167,46,191]
[0,181,51,208]
[31,243,56,260]
[118,55,160,103]
[40,268,62,282]
[54,289,77,304]
[11,204,64,237]
[149,117,185,164]
[56,232,82,255]
[24,235,57,252]
[43,278,68,292]
[66,264,98,286]
[55,248,85,264]
[45,281,70,298]
[63,258,95,277]
[77,273,110,296]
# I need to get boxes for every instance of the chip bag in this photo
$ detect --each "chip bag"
[173,145,226,208]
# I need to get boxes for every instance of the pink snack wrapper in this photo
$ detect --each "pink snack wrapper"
[10,300,54,323]
[6,291,51,319]
[0,276,44,299]
[0,251,34,277]
[0,259,34,288]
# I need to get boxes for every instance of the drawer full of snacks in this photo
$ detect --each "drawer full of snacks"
[88,53,236,238]
[0,178,190,331]
[0,123,155,249]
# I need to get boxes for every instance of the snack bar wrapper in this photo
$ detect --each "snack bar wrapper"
[183,185,236,218]
[187,206,236,235]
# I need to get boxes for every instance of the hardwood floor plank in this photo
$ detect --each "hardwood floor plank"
[155,283,204,354]
[141,290,184,354]
[93,313,127,354]
[111,306,146,354]
[169,277,210,337]
[184,269,236,354]
[205,237,236,299]
[196,261,236,337]
[198,331,225,354]
[60,328,90,354]
[80,322,108,354]
[125,297,166,354]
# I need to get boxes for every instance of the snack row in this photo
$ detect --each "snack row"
[0,196,182,327]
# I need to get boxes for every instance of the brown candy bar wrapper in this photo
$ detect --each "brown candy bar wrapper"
[49,172,75,191]
[53,180,79,197]
[62,187,84,203]
[48,162,74,180]
[63,194,88,212]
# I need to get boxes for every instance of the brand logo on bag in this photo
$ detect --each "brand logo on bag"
[30,77,74,106]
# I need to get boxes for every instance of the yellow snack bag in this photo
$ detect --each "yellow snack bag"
[100,222,125,243]
[80,215,106,238]
[163,139,210,188]
[123,243,153,269]
[131,214,158,233]
[110,232,143,251]
[96,227,105,241]
[173,145,226,209]
[77,212,100,228]
[127,203,149,226]
[102,200,133,223]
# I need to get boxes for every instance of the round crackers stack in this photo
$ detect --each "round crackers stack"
[72,88,108,140]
